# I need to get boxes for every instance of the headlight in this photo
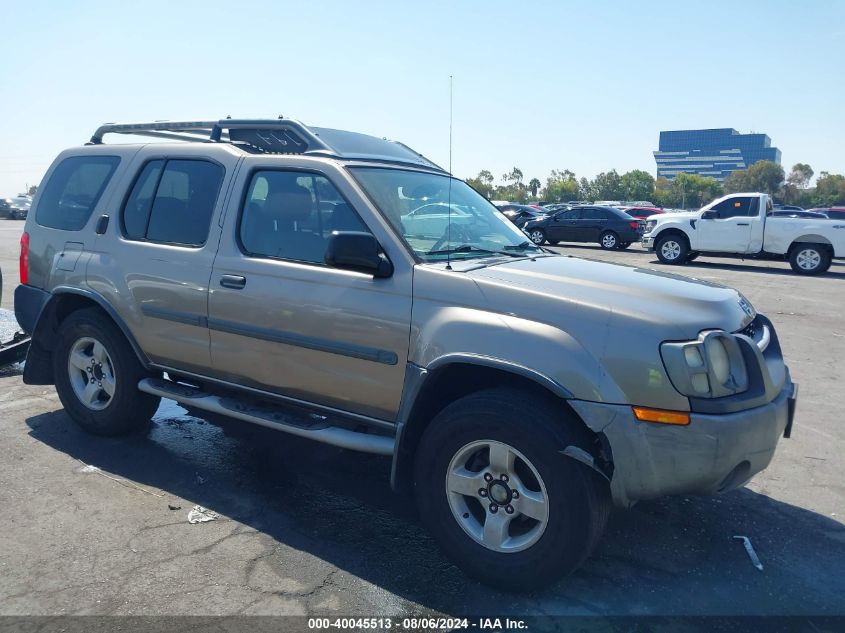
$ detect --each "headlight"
[645,220,657,232]
[660,331,749,398]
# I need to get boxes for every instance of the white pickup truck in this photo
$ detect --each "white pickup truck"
[642,192,845,275]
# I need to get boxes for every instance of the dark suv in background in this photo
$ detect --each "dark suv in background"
[524,205,643,249]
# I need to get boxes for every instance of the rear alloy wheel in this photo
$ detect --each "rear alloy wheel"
[414,388,610,591]
[54,308,160,435]
[655,234,689,265]
[528,229,547,245]
[789,244,831,275]
[599,231,619,250]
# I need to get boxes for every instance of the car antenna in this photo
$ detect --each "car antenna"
[446,74,454,271]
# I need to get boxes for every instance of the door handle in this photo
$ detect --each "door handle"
[737,223,750,226]
[219,275,246,289]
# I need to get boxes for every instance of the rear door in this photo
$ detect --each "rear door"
[697,196,756,252]
[86,146,241,374]
[578,207,608,242]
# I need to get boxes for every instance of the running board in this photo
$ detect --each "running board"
[137,377,395,456]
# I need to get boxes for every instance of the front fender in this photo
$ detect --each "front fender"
[410,305,625,404]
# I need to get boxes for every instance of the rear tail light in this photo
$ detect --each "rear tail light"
[629,221,640,230]
[19,231,29,285]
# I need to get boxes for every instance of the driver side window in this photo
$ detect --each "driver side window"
[711,197,754,219]
[239,170,369,264]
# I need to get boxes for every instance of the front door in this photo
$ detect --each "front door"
[208,166,413,421]
[696,196,756,252]
[547,208,581,242]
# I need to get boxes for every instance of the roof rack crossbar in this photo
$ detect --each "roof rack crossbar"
[89,119,335,155]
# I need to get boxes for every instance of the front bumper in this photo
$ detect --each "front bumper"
[569,377,796,508]
[641,234,655,249]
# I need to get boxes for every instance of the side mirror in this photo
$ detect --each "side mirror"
[325,231,393,278]
[701,210,718,219]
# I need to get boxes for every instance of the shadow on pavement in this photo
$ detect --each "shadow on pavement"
[26,405,845,616]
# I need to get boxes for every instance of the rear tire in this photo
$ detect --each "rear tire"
[414,388,610,591]
[599,231,619,250]
[655,233,689,265]
[53,308,160,435]
[789,244,831,275]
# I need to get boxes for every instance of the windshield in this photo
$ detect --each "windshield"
[350,167,543,262]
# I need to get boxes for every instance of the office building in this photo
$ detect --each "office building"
[653,128,781,181]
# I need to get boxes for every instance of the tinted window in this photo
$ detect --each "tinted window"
[240,170,369,264]
[123,160,164,239]
[711,197,754,219]
[36,156,120,230]
[558,209,581,219]
[122,159,224,246]
[581,208,607,220]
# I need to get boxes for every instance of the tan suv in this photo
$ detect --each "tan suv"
[15,119,797,590]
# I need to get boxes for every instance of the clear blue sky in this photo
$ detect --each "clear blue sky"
[1,0,843,196]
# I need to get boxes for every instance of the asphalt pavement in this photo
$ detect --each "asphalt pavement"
[0,220,843,619]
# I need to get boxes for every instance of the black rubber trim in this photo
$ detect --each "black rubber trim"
[14,284,51,335]
[140,305,208,327]
[207,317,399,365]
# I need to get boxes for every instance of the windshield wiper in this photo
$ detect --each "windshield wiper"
[427,243,540,258]
[502,241,541,252]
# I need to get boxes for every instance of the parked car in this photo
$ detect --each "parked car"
[642,192,845,274]
[772,205,805,212]
[622,206,665,220]
[497,203,548,228]
[0,198,28,220]
[771,210,828,219]
[524,205,643,249]
[825,207,845,221]
[15,118,796,590]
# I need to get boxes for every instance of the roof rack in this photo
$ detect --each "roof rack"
[87,118,446,172]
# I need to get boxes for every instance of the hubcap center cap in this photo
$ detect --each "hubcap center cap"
[488,481,512,505]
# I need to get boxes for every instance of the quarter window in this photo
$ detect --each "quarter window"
[122,159,224,246]
[36,156,120,230]
[240,170,369,264]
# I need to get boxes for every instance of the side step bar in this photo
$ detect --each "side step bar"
[137,377,395,456]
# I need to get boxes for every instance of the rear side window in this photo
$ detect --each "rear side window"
[122,159,224,246]
[36,156,120,230]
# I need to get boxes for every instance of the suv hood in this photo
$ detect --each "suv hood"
[463,254,753,337]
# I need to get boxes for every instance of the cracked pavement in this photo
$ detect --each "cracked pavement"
[0,221,844,616]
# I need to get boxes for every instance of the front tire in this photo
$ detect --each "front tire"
[528,228,546,245]
[54,308,160,435]
[655,233,689,265]
[789,244,831,275]
[414,388,609,591]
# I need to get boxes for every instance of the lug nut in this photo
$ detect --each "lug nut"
[483,473,493,482]
[500,474,509,482]
[478,489,488,497]
[505,505,514,514]
[489,504,498,513]
[512,490,519,499]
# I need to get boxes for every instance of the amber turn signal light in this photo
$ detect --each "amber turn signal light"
[632,406,690,426]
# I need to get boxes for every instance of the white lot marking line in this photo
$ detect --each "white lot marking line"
[75,458,165,498]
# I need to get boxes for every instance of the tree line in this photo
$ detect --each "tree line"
[465,162,845,209]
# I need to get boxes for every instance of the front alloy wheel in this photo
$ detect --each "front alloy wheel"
[655,234,689,265]
[529,229,546,245]
[446,440,549,553]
